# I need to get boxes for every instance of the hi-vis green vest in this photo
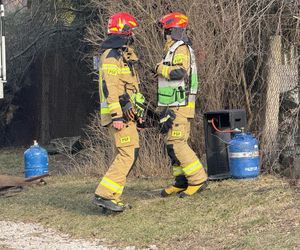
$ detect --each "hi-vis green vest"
[158,41,198,107]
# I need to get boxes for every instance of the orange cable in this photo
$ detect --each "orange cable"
[211,118,238,133]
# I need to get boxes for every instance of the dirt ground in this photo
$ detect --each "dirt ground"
[0,220,109,250]
[0,220,139,250]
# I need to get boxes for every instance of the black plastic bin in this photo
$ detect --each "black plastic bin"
[204,109,247,180]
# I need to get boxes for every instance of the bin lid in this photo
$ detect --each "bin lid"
[204,109,246,116]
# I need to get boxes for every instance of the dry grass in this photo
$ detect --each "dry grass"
[0,149,299,249]
[0,148,24,175]
[65,114,171,177]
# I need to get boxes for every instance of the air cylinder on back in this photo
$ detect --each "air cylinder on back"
[228,133,260,179]
[24,140,48,178]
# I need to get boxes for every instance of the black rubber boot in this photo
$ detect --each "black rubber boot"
[93,196,125,212]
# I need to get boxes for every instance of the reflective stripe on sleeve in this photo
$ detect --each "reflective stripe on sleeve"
[101,107,110,114]
[108,102,121,111]
[100,102,109,114]
[186,95,196,109]
[162,65,169,78]
[100,177,124,194]
[182,160,202,175]
[186,101,195,109]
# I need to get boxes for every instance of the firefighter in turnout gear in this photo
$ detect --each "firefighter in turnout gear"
[93,12,145,212]
[156,13,208,198]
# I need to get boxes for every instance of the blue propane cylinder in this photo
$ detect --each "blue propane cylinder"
[228,133,260,179]
[24,140,49,178]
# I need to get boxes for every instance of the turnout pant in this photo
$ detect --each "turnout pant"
[166,116,207,187]
[95,121,139,202]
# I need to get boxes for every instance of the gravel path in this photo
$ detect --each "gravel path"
[0,221,137,250]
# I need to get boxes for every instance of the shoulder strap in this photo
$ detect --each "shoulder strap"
[164,41,185,63]
[163,42,199,95]
[169,41,185,53]
[187,46,198,94]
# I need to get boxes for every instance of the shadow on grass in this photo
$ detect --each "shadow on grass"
[123,185,162,200]
[0,183,106,216]
[40,185,112,216]
[13,181,162,217]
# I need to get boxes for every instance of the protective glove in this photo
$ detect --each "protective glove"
[159,108,176,134]
[119,93,136,121]
[122,102,136,121]
[130,93,146,119]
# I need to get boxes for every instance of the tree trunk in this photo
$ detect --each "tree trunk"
[262,36,282,158]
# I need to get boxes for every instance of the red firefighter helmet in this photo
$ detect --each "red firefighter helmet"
[108,12,139,35]
[159,12,189,29]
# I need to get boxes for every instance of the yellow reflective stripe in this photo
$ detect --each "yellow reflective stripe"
[100,102,109,114]
[119,67,131,74]
[165,66,169,77]
[102,64,118,69]
[99,67,105,101]
[186,101,195,109]
[161,65,164,77]
[102,64,131,75]
[103,68,118,75]
[182,160,202,175]
[173,166,184,176]
[108,102,121,111]
[100,177,124,194]
[173,54,188,64]
[162,65,169,78]
[102,64,119,76]
[101,107,110,114]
